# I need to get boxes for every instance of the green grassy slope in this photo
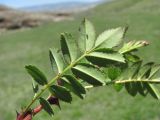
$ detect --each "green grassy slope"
[1,0,160,119]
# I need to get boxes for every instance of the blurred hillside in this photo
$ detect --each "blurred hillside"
[0,1,104,32]
[0,0,160,120]
[0,5,73,32]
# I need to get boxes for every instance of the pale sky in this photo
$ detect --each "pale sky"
[0,0,101,8]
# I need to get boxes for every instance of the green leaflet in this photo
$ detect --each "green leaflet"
[61,75,86,99]
[145,83,160,99]
[137,62,153,96]
[138,62,154,79]
[121,61,143,96]
[25,65,48,86]
[124,53,141,63]
[60,79,84,99]
[78,18,96,52]
[49,48,65,73]
[107,67,121,80]
[139,63,160,98]
[72,63,109,86]
[119,40,149,54]
[95,27,126,48]
[124,61,142,79]
[87,48,125,63]
[137,62,154,95]
[39,97,54,116]
[125,82,137,96]
[122,62,142,96]
[149,64,160,79]
[105,67,122,92]
[64,75,86,94]
[84,19,96,51]
[114,84,123,92]
[130,61,142,78]
[50,85,72,103]
[135,82,146,96]
[61,33,78,63]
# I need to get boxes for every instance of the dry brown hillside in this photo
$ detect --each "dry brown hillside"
[0,5,73,31]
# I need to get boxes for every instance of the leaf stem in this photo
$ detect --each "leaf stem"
[84,78,160,90]
[24,75,59,113]
[85,85,94,89]
[115,79,160,84]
